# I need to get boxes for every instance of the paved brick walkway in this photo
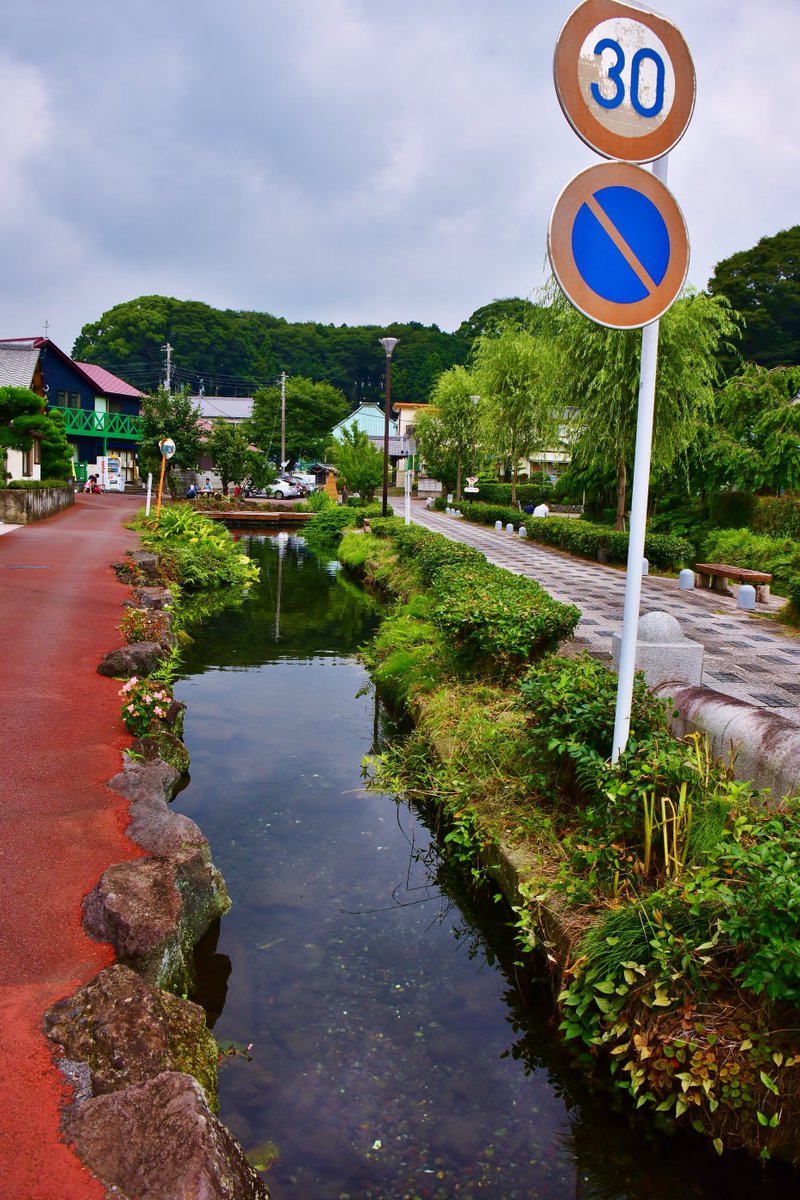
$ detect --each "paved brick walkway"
[410,503,800,724]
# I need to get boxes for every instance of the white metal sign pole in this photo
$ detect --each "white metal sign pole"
[611,154,668,761]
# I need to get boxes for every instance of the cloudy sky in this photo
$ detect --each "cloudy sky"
[2,0,797,354]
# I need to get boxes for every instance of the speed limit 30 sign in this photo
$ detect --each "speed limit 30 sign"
[554,0,696,163]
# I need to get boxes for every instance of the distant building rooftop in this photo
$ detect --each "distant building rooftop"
[192,395,253,422]
[74,362,143,398]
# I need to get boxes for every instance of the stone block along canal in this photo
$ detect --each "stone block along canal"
[174,532,793,1200]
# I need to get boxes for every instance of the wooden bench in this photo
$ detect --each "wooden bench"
[694,562,772,602]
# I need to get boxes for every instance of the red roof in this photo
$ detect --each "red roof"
[74,361,143,398]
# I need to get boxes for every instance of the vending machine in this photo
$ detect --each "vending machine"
[98,455,125,493]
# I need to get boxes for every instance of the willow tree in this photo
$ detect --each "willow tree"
[415,365,481,500]
[472,325,560,505]
[554,290,741,529]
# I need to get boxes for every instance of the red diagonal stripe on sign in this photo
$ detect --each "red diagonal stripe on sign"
[585,193,660,296]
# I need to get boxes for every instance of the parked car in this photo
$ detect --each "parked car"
[290,472,317,493]
[269,478,305,499]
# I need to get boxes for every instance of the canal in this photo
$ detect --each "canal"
[174,531,792,1199]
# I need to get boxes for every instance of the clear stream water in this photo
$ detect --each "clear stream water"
[174,532,794,1200]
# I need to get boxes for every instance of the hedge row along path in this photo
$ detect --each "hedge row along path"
[0,492,144,1199]
[410,501,800,720]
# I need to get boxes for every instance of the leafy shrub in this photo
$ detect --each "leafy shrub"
[518,654,740,893]
[753,495,800,540]
[466,480,553,508]
[708,491,756,529]
[135,507,259,592]
[305,489,336,512]
[119,608,170,644]
[697,806,800,1004]
[700,527,799,587]
[786,573,800,617]
[368,521,579,678]
[433,567,579,678]
[118,676,173,737]
[5,478,73,489]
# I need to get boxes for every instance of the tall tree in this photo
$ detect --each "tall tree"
[137,386,204,498]
[472,325,560,504]
[708,225,800,373]
[328,423,383,501]
[40,408,74,480]
[415,365,481,500]
[203,419,253,494]
[248,376,349,464]
[699,364,800,496]
[554,290,741,528]
[0,386,48,480]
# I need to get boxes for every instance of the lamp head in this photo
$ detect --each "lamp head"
[378,337,399,359]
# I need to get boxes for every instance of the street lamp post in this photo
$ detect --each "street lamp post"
[379,337,399,517]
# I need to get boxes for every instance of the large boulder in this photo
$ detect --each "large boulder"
[62,1071,269,1199]
[44,964,218,1110]
[83,848,231,993]
[132,586,174,611]
[97,642,165,678]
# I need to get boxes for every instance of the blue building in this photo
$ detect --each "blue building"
[0,338,143,484]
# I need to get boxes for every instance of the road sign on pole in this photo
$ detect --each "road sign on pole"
[554,0,695,163]
[547,160,689,329]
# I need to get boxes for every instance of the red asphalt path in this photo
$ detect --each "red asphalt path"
[0,493,146,1199]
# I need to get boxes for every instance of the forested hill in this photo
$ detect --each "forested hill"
[71,295,517,406]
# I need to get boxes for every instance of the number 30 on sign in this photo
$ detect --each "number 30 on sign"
[553,0,696,164]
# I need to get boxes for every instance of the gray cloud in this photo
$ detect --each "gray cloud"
[2,0,798,351]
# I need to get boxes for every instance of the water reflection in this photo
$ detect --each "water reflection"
[174,533,793,1200]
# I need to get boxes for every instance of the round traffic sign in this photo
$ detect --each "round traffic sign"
[547,161,690,329]
[554,0,695,163]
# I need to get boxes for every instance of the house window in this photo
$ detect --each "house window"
[22,450,33,477]
[33,438,41,465]
[107,399,123,415]
[57,391,80,409]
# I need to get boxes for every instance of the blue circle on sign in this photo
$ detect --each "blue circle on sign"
[571,185,670,304]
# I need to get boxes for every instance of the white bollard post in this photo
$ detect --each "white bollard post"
[145,472,153,517]
[737,584,756,611]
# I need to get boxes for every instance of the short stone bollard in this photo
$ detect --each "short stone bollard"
[495,520,503,531]
[505,523,514,534]
[737,583,756,611]
[447,494,453,505]
[519,526,527,538]
[642,557,649,577]
[678,568,694,591]
[612,610,703,688]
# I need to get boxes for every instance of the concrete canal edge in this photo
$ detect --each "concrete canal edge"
[43,549,270,1200]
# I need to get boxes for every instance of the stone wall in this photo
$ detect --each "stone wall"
[0,486,74,524]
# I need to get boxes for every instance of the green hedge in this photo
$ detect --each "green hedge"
[462,480,554,507]
[369,519,580,677]
[700,527,799,588]
[708,491,756,528]
[433,499,693,571]
[3,478,72,490]
[753,495,800,540]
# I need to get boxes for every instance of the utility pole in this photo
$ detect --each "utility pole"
[161,343,173,393]
[280,371,287,470]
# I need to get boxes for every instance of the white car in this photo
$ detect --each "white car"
[270,478,305,499]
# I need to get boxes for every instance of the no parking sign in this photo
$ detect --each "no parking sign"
[548,160,689,329]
